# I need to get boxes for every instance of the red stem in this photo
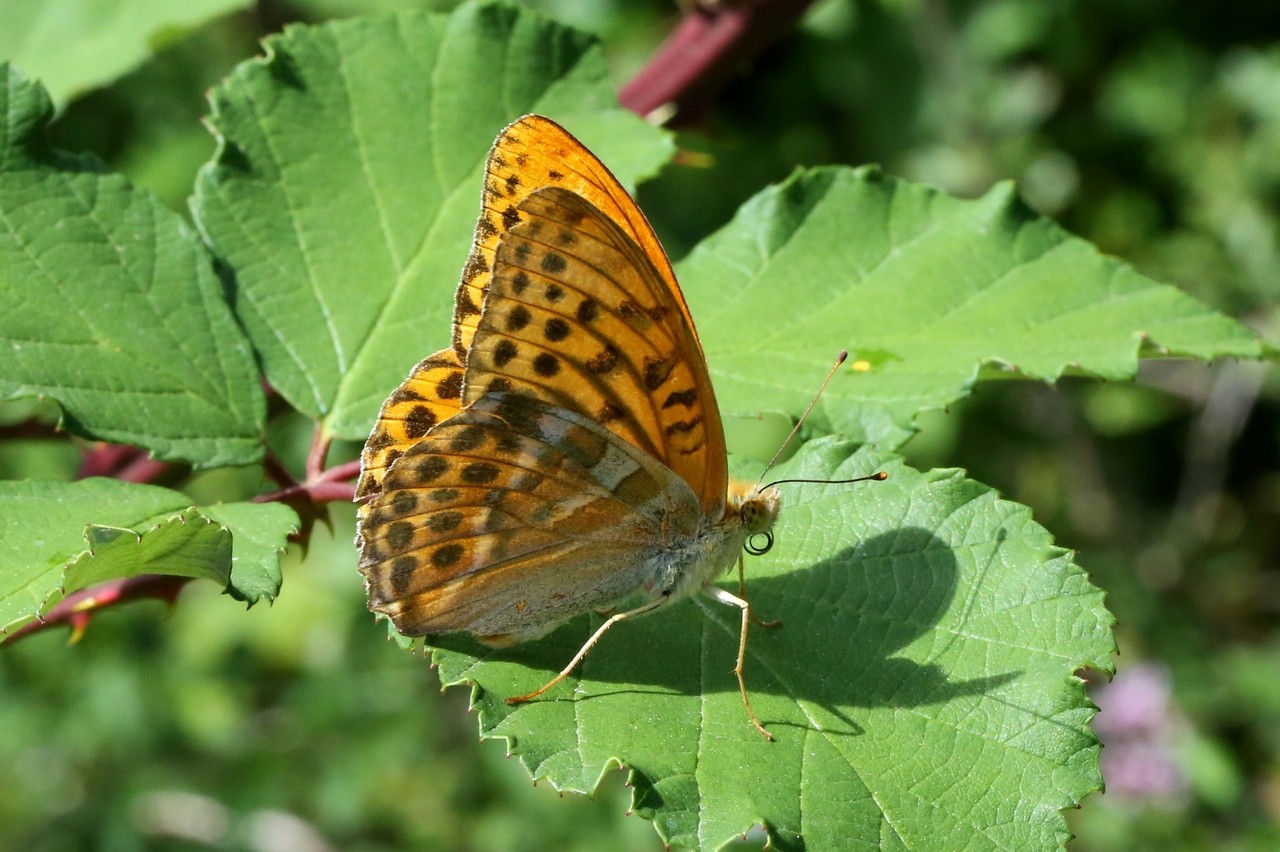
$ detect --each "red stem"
[619,0,816,123]
[3,575,188,646]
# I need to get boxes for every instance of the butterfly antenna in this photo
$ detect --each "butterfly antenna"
[747,350,890,493]
[755,350,849,487]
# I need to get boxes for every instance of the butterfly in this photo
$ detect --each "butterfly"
[356,115,812,739]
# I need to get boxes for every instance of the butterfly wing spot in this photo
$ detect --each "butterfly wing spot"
[664,417,703,437]
[504,174,521,196]
[532,353,560,377]
[460,462,500,484]
[596,401,625,424]
[576,298,598,323]
[475,216,498,242]
[364,428,395,453]
[553,422,610,471]
[426,510,464,533]
[544,282,565,302]
[617,300,670,329]
[494,432,522,454]
[505,305,532,332]
[662,389,698,409]
[432,542,465,569]
[547,169,563,181]
[413,456,449,483]
[585,345,619,374]
[404,406,438,439]
[501,205,521,231]
[493,339,518,367]
[449,425,488,452]
[435,371,463,400]
[461,252,488,285]
[391,490,418,514]
[541,252,568,274]
[386,521,415,550]
[643,353,676,390]
[511,271,530,294]
[389,556,418,595]
[544,317,570,342]
[389,386,424,403]
[492,391,545,433]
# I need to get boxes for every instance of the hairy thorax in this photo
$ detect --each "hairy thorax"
[640,478,782,605]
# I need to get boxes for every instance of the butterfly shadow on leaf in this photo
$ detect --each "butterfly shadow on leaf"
[429,525,1021,738]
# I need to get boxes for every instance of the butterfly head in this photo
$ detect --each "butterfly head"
[728,479,782,556]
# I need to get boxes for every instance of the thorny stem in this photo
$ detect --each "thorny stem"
[304,423,332,482]
[3,575,187,646]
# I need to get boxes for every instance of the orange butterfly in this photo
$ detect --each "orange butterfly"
[356,115,786,739]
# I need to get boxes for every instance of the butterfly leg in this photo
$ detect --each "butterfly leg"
[704,585,774,741]
[506,597,668,705]
[738,553,781,629]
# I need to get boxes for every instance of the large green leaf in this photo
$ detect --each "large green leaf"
[0,479,298,634]
[681,167,1274,448]
[0,64,265,467]
[192,2,674,440]
[0,0,249,108]
[428,441,1114,849]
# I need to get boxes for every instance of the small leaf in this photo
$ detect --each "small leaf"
[64,507,232,595]
[201,501,299,605]
[0,478,201,632]
[0,0,250,108]
[192,3,673,439]
[0,64,265,467]
[427,440,1114,849]
[682,167,1276,448]
[0,479,297,633]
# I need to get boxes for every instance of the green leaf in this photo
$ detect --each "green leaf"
[0,478,205,632]
[201,501,299,605]
[0,64,265,468]
[427,441,1115,850]
[65,507,231,595]
[0,0,249,108]
[680,167,1275,448]
[0,479,298,633]
[192,2,673,440]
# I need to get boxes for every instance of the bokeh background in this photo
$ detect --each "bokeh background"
[3,1,1278,849]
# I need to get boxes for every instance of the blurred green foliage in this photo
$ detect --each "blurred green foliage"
[2,0,1278,849]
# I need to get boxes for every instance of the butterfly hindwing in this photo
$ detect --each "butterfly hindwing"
[358,393,700,641]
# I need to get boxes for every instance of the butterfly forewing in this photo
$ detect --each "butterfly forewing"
[466,186,727,515]
[356,349,466,497]
[452,115,680,358]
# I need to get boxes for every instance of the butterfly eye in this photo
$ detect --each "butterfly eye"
[744,531,774,556]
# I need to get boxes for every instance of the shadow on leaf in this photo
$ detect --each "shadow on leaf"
[432,524,1022,732]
